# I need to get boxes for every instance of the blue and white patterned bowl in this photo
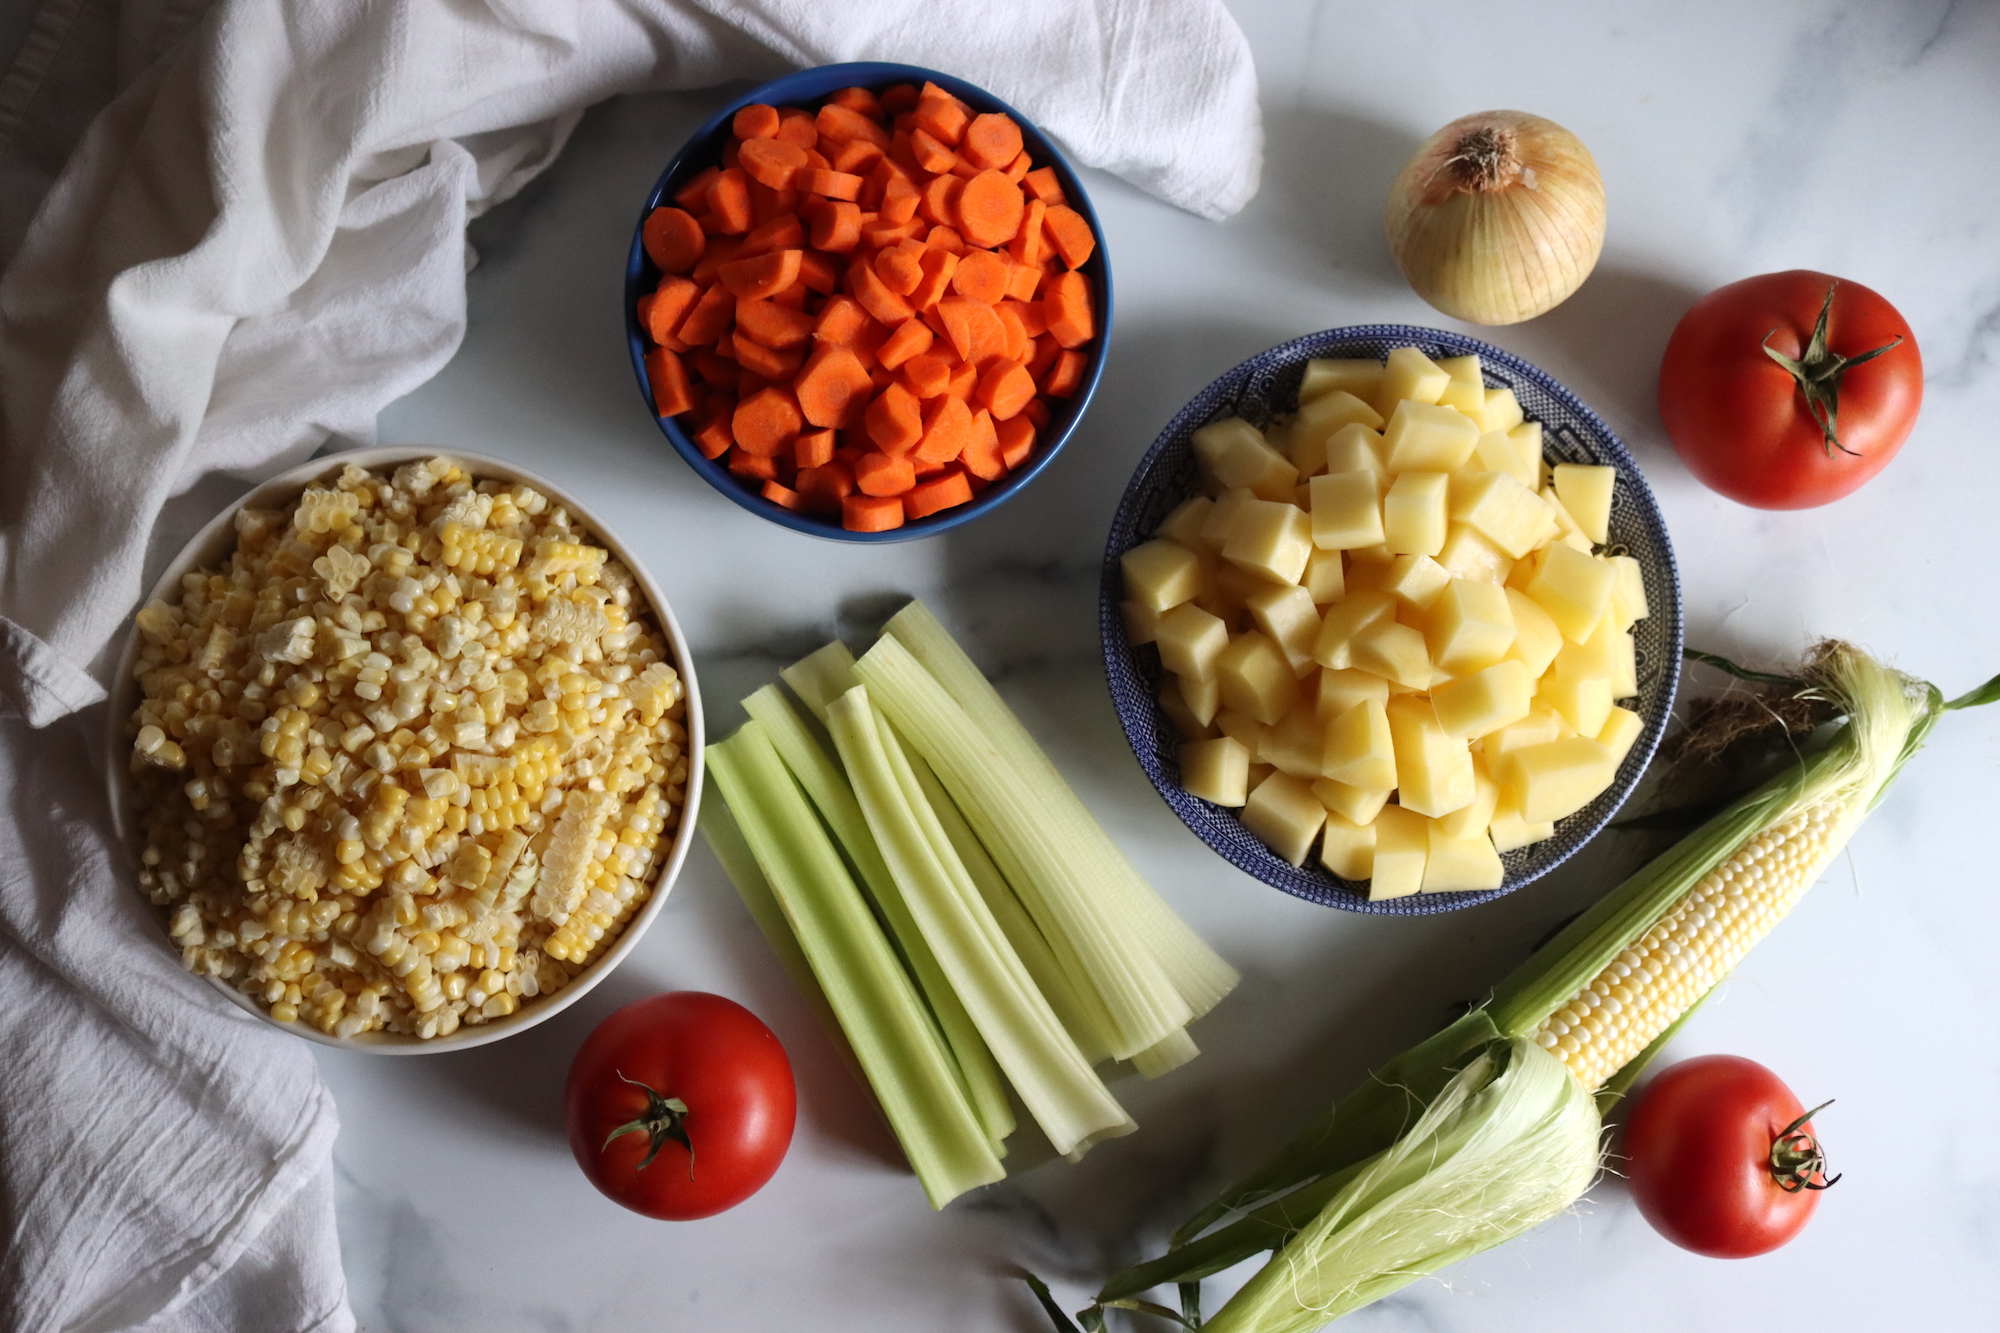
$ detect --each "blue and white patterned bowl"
[1100,326,1682,914]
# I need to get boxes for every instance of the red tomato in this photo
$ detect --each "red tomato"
[1658,270,1920,509]
[565,991,796,1220]
[1622,1054,1839,1258]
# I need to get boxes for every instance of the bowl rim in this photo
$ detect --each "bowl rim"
[1100,324,1683,914]
[622,60,1113,543]
[105,445,706,1052]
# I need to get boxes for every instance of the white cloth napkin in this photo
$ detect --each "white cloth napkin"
[0,1,1261,1329]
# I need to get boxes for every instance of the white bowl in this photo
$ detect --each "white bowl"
[105,446,705,1053]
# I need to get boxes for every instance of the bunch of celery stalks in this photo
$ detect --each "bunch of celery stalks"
[706,602,1996,1332]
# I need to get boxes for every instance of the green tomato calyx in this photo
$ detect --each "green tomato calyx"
[1769,1098,1840,1194]
[604,1071,694,1178]
[1761,281,1904,459]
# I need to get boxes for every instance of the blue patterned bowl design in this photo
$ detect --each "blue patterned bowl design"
[1100,326,1682,914]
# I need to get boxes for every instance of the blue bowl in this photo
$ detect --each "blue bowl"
[625,62,1112,543]
[1101,326,1683,914]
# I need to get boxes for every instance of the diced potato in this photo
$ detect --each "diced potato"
[1321,424,1389,484]
[1495,736,1616,824]
[1382,346,1451,410]
[1503,587,1564,678]
[1158,678,1215,740]
[1540,485,1594,552]
[1470,430,1537,489]
[1552,617,1638,701]
[1290,391,1385,473]
[1450,471,1557,559]
[1381,553,1452,610]
[1156,495,1214,549]
[1299,357,1385,406]
[1217,631,1299,725]
[1386,695,1475,817]
[1122,600,1160,645]
[1319,813,1377,880]
[1423,826,1504,892]
[1178,671,1220,727]
[1316,666,1391,721]
[1155,602,1230,680]
[1179,737,1250,806]
[1436,354,1485,417]
[1541,673,1613,737]
[1599,706,1644,769]
[1223,499,1314,585]
[1321,698,1396,790]
[1260,703,1326,780]
[1436,756,1499,838]
[1430,659,1533,740]
[1313,777,1391,826]
[1525,543,1617,643]
[1213,560,1270,615]
[1302,547,1346,605]
[1196,487,1252,552]
[1312,590,1394,669]
[1216,707,1267,755]
[1310,471,1385,550]
[1120,538,1204,614]
[1425,578,1516,676]
[1488,801,1556,852]
[1480,705,1569,762]
[1435,523,1514,585]
[1246,583,1322,675]
[1382,401,1482,473]
[1193,417,1298,502]
[1350,618,1431,691]
[1241,771,1327,866]
[1607,554,1649,632]
[1383,472,1448,556]
[1552,463,1615,545]
[1485,387,1525,433]
[1369,804,1429,900]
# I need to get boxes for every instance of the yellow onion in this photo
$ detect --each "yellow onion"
[1385,110,1606,325]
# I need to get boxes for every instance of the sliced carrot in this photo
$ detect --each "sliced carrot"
[876,317,934,370]
[831,138,884,176]
[863,382,924,454]
[961,408,1004,480]
[874,240,927,297]
[945,361,979,401]
[910,128,958,175]
[738,138,808,190]
[674,166,721,211]
[735,298,816,350]
[707,168,753,234]
[648,276,701,346]
[881,83,921,115]
[961,113,1024,171]
[690,399,736,458]
[904,468,973,519]
[729,450,779,482]
[862,156,910,211]
[794,346,876,429]
[732,386,804,458]
[748,182,799,229]
[879,174,921,225]
[950,250,1011,304]
[914,88,969,145]
[991,301,1029,362]
[1022,166,1066,206]
[860,218,925,249]
[937,296,1008,364]
[720,249,803,299]
[739,213,805,257]
[1022,397,1051,429]
[809,200,863,253]
[854,450,916,497]
[761,479,804,511]
[676,283,736,346]
[721,139,741,171]
[797,251,838,296]
[1000,296,1047,338]
[915,395,974,465]
[1004,256,1042,302]
[842,493,905,532]
[694,348,737,387]
[1004,150,1032,183]
[1007,199,1047,266]
[925,225,966,255]
[900,352,953,399]
[1042,349,1088,398]
[956,170,1024,249]
[907,247,959,309]
[848,258,915,326]
[1024,332,1061,379]
[828,86,882,118]
[803,169,862,201]
[996,415,1037,469]
[733,104,780,140]
[643,207,707,274]
[948,154,982,182]
[815,102,890,149]
[796,428,836,470]
[920,174,962,229]
[1042,204,1097,270]
[797,461,855,514]
[1043,270,1094,348]
[813,295,871,346]
[775,111,819,150]
[645,347,696,417]
[734,334,805,382]
[976,359,1037,420]
[691,236,745,285]
[770,281,809,312]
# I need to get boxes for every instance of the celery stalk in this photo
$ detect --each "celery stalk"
[826,686,1135,1157]
[741,684,1015,1147]
[883,601,1240,1023]
[781,639,862,720]
[855,633,1193,1061]
[705,725,1004,1207]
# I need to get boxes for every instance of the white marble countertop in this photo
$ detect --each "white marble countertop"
[325,3,2000,1328]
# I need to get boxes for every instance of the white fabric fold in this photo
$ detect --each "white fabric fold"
[0,0,1260,1327]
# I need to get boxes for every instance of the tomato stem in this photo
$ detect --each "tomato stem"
[1760,281,1905,459]
[1770,1098,1840,1193]
[604,1071,695,1178]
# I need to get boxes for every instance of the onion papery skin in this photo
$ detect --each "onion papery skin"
[1386,110,1607,326]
